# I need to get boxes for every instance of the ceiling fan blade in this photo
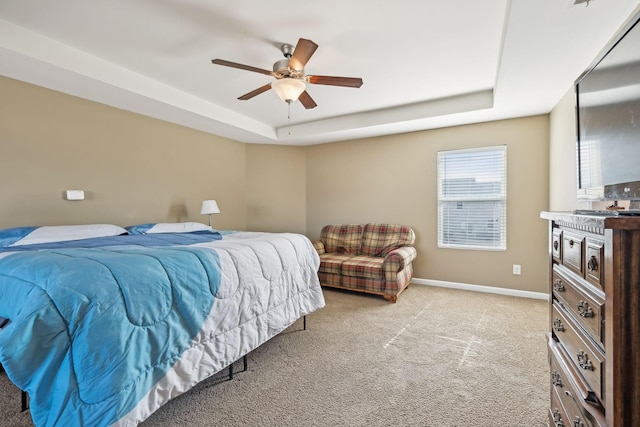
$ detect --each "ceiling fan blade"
[307,75,363,88]
[289,38,318,71]
[298,91,318,109]
[238,83,273,100]
[211,59,273,76]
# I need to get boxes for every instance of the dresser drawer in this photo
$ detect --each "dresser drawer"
[563,232,585,277]
[549,389,570,427]
[585,239,604,291]
[549,336,606,427]
[550,384,594,427]
[552,302,605,403]
[552,266,604,348]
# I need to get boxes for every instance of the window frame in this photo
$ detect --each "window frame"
[437,145,507,251]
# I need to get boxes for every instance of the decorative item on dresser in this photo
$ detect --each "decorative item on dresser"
[541,212,640,427]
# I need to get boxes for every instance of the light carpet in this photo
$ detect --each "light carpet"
[0,285,549,426]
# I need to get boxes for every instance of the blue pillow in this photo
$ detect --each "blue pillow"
[125,223,155,235]
[0,226,38,247]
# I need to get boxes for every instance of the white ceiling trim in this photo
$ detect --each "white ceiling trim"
[277,89,494,143]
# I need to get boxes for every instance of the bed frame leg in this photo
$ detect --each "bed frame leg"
[229,354,249,381]
[21,391,29,412]
[227,315,303,383]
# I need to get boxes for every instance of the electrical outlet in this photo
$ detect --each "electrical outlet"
[513,264,521,275]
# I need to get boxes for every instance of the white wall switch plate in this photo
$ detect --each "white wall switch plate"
[66,190,85,200]
[513,264,521,275]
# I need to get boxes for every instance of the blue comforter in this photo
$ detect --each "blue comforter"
[0,234,222,426]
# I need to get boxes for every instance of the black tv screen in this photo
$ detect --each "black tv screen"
[576,10,640,202]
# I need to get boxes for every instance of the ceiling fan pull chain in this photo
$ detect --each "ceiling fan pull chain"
[288,101,292,136]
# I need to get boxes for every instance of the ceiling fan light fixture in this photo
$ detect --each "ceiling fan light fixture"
[271,78,306,103]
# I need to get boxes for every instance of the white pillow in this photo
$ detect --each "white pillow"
[145,222,212,234]
[11,224,127,246]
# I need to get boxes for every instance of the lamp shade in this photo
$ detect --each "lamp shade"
[271,78,306,103]
[200,200,220,215]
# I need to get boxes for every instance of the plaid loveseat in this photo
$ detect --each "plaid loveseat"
[312,223,417,303]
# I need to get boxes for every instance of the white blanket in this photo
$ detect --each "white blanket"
[114,231,325,426]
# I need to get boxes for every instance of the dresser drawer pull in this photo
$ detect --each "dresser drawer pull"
[552,408,565,427]
[552,370,563,387]
[587,255,598,272]
[577,301,593,318]
[553,240,559,251]
[553,318,565,332]
[577,351,594,371]
[553,279,565,292]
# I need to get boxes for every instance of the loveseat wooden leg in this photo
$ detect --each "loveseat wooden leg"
[383,295,398,303]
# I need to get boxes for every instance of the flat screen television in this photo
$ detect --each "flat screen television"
[576,9,640,209]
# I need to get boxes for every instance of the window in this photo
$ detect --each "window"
[437,146,507,250]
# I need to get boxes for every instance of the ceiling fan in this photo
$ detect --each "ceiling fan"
[211,38,363,109]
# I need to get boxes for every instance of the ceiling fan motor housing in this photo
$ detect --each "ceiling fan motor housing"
[274,44,302,78]
[273,58,290,75]
[273,58,305,79]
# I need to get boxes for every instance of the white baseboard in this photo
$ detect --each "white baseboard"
[411,277,549,301]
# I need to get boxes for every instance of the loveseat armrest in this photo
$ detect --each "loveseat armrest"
[312,240,326,255]
[383,246,417,273]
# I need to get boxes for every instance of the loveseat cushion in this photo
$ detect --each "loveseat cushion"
[361,223,416,256]
[321,224,363,254]
[318,253,353,275]
[341,256,385,279]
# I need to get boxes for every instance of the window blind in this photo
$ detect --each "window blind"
[437,146,507,250]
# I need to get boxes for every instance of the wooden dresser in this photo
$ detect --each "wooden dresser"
[541,212,640,427]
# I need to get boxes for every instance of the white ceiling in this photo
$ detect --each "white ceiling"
[1,0,639,146]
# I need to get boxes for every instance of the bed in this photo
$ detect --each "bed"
[0,223,325,426]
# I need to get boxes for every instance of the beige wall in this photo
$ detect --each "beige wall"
[0,76,247,230]
[1,75,551,293]
[548,88,593,212]
[306,116,550,293]
[245,144,306,233]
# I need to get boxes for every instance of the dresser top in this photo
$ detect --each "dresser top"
[541,211,640,231]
